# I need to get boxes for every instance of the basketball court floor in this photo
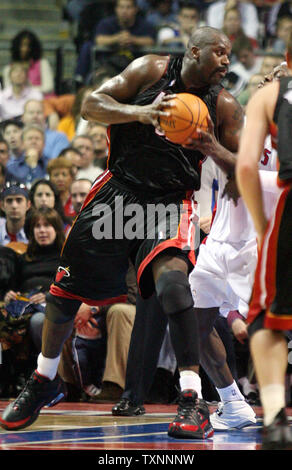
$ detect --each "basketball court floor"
[1,400,288,453]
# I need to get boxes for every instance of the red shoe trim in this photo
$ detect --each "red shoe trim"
[0,415,32,430]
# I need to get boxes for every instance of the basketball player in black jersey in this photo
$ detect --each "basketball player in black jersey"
[236,34,292,449]
[0,26,244,439]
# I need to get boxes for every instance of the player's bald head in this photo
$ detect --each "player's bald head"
[187,26,229,50]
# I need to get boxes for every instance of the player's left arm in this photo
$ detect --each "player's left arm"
[236,83,278,243]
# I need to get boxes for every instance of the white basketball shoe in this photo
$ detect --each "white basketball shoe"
[210,400,257,431]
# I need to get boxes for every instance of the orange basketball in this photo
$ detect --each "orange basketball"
[159,93,210,144]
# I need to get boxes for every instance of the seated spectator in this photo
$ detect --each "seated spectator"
[56,86,95,141]
[222,6,259,50]
[47,157,76,220]
[58,147,83,177]
[86,122,108,170]
[156,0,200,50]
[2,30,54,96]
[2,120,24,161]
[2,208,65,390]
[266,0,292,38]
[72,261,137,401]
[72,135,104,182]
[237,72,265,108]
[27,178,72,232]
[0,138,10,167]
[22,99,69,160]
[75,0,156,82]
[70,178,92,214]
[0,182,30,246]
[259,51,285,76]
[0,63,43,122]
[226,37,263,95]
[5,124,49,186]
[43,94,75,131]
[269,15,292,54]
[146,0,177,29]
[206,0,260,40]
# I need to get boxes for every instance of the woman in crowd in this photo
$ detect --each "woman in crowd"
[2,30,54,96]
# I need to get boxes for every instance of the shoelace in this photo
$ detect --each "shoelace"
[13,375,40,407]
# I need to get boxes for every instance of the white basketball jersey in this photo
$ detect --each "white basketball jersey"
[208,135,278,244]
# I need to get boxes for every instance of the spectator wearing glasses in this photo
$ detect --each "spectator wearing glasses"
[0,182,30,246]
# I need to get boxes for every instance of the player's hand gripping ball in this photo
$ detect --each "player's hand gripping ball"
[159,93,210,144]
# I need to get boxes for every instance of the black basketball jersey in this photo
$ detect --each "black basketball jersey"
[273,76,292,182]
[107,56,222,195]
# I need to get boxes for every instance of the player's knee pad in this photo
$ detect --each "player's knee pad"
[155,270,194,315]
[247,310,265,338]
[45,293,81,324]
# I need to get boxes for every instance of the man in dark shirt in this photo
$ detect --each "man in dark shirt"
[75,0,155,82]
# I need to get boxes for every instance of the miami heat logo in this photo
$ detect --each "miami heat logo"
[55,266,70,282]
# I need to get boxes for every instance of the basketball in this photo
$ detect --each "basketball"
[159,93,210,145]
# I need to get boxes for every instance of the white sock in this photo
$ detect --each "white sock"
[238,376,257,396]
[179,371,202,398]
[37,353,60,381]
[216,380,245,403]
[260,384,285,426]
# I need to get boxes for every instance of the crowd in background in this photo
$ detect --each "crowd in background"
[0,0,291,405]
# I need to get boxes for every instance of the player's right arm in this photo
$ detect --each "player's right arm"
[81,55,174,128]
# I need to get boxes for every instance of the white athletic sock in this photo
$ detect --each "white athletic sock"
[37,353,61,381]
[216,380,245,403]
[260,384,285,427]
[179,371,202,398]
[238,376,257,396]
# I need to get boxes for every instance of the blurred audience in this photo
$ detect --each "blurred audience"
[156,0,200,49]
[2,120,24,161]
[0,138,10,167]
[0,182,30,246]
[47,157,76,220]
[0,63,43,121]
[22,100,69,160]
[72,134,103,181]
[2,30,54,96]
[70,178,92,214]
[5,124,49,185]
[206,0,260,40]
[86,122,108,171]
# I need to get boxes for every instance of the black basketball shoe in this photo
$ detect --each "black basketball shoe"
[262,408,292,450]
[112,398,146,416]
[0,371,67,430]
[168,389,214,439]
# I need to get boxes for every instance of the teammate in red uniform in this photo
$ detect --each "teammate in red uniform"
[236,33,292,450]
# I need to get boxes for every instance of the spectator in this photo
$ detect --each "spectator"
[0,138,10,167]
[43,94,75,132]
[27,178,72,231]
[86,122,108,170]
[206,0,260,40]
[146,0,177,29]
[57,86,95,141]
[0,182,30,246]
[73,261,137,402]
[58,147,83,178]
[2,120,24,161]
[267,0,292,37]
[47,157,76,220]
[259,51,285,76]
[237,72,265,108]
[0,63,43,122]
[5,124,49,186]
[75,0,156,82]
[72,135,104,181]
[22,100,69,160]
[70,178,92,214]
[269,15,292,54]
[3,208,65,381]
[225,37,263,95]
[2,30,54,96]
[222,7,259,50]
[156,0,201,49]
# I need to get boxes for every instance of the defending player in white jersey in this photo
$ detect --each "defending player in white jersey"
[189,63,288,431]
